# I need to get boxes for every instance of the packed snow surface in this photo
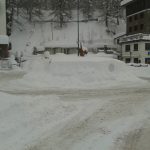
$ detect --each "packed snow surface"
[0,53,150,150]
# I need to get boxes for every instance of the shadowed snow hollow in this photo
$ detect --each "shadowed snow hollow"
[6,54,143,90]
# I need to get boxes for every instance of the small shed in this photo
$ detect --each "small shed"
[45,42,78,54]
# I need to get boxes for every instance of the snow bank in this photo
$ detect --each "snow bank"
[129,65,150,78]
[4,54,144,91]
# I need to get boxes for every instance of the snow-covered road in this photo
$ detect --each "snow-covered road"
[27,86,150,150]
[0,85,150,150]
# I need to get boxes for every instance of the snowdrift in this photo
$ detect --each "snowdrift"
[6,54,143,90]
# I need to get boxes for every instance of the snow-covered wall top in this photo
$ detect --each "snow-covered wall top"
[121,0,134,6]
[0,0,6,35]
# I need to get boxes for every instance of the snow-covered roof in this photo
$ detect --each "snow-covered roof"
[121,0,134,6]
[114,32,126,39]
[0,35,9,44]
[86,43,116,49]
[120,33,150,43]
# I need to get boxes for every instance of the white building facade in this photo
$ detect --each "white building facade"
[120,34,150,64]
[0,0,6,35]
[117,0,150,64]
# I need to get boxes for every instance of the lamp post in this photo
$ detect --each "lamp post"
[77,0,80,56]
[51,22,53,40]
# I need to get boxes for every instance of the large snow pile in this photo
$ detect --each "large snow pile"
[2,53,144,91]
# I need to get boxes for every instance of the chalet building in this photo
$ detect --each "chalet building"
[119,0,150,64]
[0,0,10,58]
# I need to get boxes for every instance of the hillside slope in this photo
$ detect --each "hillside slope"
[11,11,125,55]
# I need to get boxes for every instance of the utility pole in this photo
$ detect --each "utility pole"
[77,0,80,56]
[51,22,53,40]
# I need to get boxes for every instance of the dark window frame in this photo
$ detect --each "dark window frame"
[134,14,138,20]
[134,44,138,51]
[129,16,132,22]
[129,27,132,33]
[134,58,139,63]
[140,24,144,30]
[134,25,138,31]
[145,58,150,64]
[125,45,131,52]
[140,12,144,18]
[145,43,150,51]
[125,58,131,63]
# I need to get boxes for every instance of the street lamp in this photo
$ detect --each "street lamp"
[77,0,80,56]
[51,22,53,40]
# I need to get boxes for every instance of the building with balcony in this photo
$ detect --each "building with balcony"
[118,0,150,64]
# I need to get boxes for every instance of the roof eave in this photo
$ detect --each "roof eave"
[121,0,134,7]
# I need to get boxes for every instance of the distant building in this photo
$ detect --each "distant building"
[44,41,116,55]
[117,0,150,64]
[44,42,78,55]
[0,0,10,58]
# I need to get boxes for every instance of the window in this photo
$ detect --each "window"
[140,12,144,18]
[134,58,139,63]
[117,39,120,44]
[134,14,138,20]
[140,24,144,30]
[145,58,150,64]
[125,45,130,52]
[129,27,132,33]
[129,16,132,22]
[134,44,138,51]
[125,58,131,63]
[134,25,138,31]
[145,43,150,50]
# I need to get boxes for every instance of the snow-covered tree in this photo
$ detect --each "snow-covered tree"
[80,0,95,19]
[96,0,121,27]
[96,0,112,27]
[111,0,122,25]
[50,0,73,28]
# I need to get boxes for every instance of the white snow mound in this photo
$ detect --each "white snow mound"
[6,54,143,90]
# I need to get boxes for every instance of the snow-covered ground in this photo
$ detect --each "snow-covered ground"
[0,53,150,150]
